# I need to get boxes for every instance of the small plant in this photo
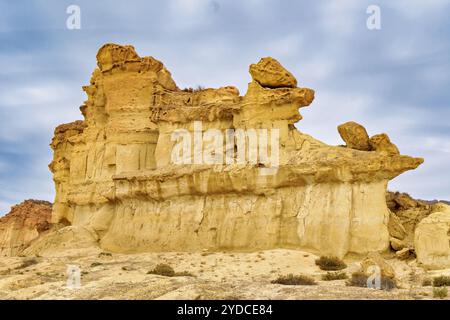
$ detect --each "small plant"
[271,274,317,286]
[433,276,450,287]
[315,256,347,271]
[16,258,38,269]
[98,252,112,257]
[147,263,175,277]
[422,278,432,287]
[175,271,195,277]
[90,262,102,267]
[182,85,205,93]
[347,271,396,291]
[433,287,448,299]
[322,271,348,281]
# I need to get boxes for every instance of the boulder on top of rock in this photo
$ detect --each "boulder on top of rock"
[369,133,400,155]
[249,57,297,88]
[337,121,371,151]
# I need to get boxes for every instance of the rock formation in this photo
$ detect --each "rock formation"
[415,204,450,269]
[385,191,450,268]
[0,200,52,256]
[41,43,425,258]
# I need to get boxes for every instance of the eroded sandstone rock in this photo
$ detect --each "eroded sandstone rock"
[249,57,297,88]
[369,133,400,155]
[415,207,450,269]
[361,252,396,278]
[39,43,425,258]
[388,211,407,240]
[0,200,52,256]
[337,121,370,151]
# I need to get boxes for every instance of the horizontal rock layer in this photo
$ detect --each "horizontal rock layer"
[42,43,424,258]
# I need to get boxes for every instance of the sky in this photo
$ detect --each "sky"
[0,0,449,214]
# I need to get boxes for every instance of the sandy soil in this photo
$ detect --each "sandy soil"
[0,249,449,300]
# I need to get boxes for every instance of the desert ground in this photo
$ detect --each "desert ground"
[1,248,448,300]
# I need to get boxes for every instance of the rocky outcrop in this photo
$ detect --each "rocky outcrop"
[40,43,424,258]
[386,192,433,250]
[0,200,52,256]
[415,205,450,269]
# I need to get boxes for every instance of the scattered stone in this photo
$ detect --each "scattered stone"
[396,248,413,260]
[361,252,395,278]
[388,211,407,240]
[390,237,407,251]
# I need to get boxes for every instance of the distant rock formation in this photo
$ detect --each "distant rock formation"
[37,43,426,258]
[0,200,52,256]
[386,191,450,268]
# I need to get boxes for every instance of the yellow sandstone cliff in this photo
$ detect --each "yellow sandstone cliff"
[40,43,424,258]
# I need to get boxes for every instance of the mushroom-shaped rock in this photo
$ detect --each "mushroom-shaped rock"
[337,121,370,151]
[369,133,400,155]
[249,57,297,88]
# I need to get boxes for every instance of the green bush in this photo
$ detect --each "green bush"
[433,287,448,299]
[433,276,450,287]
[315,256,347,271]
[322,271,348,281]
[271,274,317,286]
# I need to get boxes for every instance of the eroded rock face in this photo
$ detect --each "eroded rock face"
[43,43,424,258]
[415,206,450,269]
[0,200,52,256]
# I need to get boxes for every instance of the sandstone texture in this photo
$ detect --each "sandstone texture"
[0,248,445,300]
[0,200,52,257]
[36,43,426,259]
[337,121,370,151]
[415,206,450,269]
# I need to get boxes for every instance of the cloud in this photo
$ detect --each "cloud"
[0,0,449,215]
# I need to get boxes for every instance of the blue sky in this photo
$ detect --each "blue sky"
[0,0,449,214]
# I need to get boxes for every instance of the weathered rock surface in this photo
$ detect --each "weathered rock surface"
[337,121,370,151]
[369,133,400,155]
[387,192,433,250]
[0,200,52,257]
[415,206,450,269]
[360,252,396,278]
[249,57,297,88]
[388,211,407,240]
[37,43,425,258]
